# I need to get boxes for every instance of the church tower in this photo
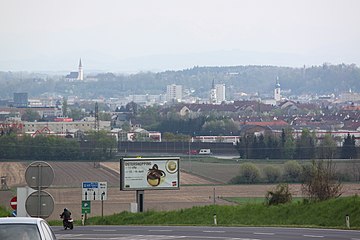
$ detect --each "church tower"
[77,58,84,80]
[210,79,217,104]
[274,76,281,102]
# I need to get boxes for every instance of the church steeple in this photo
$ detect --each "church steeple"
[274,76,281,102]
[77,58,84,80]
[210,79,217,104]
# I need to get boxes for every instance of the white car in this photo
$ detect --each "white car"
[0,217,56,240]
[199,148,212,155]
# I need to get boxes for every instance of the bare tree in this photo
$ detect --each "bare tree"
[302,160,342,201]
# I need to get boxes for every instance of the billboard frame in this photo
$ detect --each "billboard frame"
[120,157,180,191]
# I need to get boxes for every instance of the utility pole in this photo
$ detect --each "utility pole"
[94,102,99,131]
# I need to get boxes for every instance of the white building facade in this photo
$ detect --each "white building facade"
[215,84,226,103]
[166,84,182,102]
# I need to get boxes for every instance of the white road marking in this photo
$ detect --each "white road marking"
[149,230,173,232]
[303,235,324,238]
[203,231,226,233]
[56,234,84,238]
[253,232,275,235]
[93,229,116,232]
[56,235,260,240]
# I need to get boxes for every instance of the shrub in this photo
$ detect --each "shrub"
[283,160,302,182]
[302,160,342,201]
[265,183,292,205]
[263,165,281,183]
[238,162,261,183]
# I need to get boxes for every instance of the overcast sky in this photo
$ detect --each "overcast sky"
[0,0,359,72]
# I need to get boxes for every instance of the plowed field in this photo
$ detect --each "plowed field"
[1,161,359,221]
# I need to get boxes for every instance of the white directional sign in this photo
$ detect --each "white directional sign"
[98,182,107,200]
[82,182,98,201]
[82,181,108,201]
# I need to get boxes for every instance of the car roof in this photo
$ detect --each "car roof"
[0,217,44,224]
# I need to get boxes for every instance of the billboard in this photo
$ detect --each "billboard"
[120,157,180,190]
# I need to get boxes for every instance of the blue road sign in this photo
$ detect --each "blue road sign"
[82,182,98,188]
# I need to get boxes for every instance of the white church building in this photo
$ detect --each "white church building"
[65,59,84,81]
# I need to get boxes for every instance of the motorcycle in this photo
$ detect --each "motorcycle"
[60,216,74,230]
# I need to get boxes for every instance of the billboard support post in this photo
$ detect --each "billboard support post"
[136,190,144,213]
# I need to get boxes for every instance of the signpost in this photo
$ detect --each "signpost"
[99,182,107,201]
[82,182,98,201]
[81,200,91,214]
[82,181,107,201]
[24,161,54,218]
[81,181,107,222]
[25,191,54,218]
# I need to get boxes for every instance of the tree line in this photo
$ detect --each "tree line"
[0,131,117,161]
[236,129,358,160]
[1,63,359,99]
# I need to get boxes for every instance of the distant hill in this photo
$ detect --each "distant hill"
[0,63,359,99]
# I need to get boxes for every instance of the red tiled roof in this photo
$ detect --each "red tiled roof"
[244,120,288,126]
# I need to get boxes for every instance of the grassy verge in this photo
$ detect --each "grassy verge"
[223,197,304,204]
[71,196,360,229]
[0,206,11,217]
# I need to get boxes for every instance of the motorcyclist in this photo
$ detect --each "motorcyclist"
[60,208,72,226]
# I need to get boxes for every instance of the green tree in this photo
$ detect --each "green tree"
[85,130,117,160]
[201,119,238,136]
[21,109,41,122]
[62,98,68,117]
[68,107,86,120]
[295,129,316,159]
[265,134,280,159]
[121,121,131,132]
[99,112,112,121]
[162,132,176,142]
[282,128,295,159]
[341,133,357,159]
[317,134,337,159]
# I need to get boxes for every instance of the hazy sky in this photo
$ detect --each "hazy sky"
[0,0,359,72]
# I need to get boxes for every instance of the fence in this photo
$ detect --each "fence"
[118,141,239,155]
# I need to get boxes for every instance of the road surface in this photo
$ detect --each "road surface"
[53,225,360,240]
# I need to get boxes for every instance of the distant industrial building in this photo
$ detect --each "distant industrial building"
[13,92,28,107]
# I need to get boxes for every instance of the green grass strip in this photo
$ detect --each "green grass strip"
[80,196,360,228]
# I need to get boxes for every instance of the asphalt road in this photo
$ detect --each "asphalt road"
[53,225,360,240]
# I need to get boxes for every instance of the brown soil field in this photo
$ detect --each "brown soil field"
[1,161,360,221]
[0,162,26,187]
